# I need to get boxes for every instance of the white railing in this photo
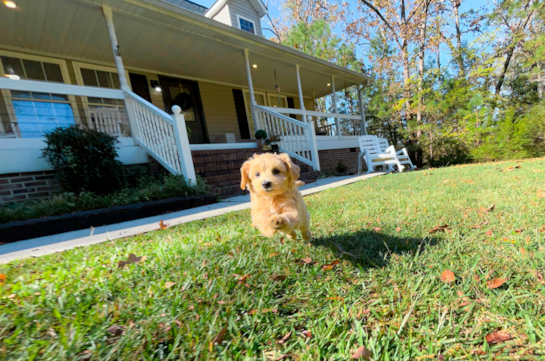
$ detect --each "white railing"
[262,106,365,138]
[123,91,196,183]
[254,104,320,170]
[87,107,129,136]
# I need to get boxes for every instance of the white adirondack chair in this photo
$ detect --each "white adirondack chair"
[376,137,417,171]
[357,135,403,175]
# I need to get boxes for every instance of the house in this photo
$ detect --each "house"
[0,0,371,203]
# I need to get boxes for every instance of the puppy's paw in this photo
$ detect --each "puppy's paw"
[269,216,284,229]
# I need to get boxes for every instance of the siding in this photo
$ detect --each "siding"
[213,5,232,26]
[227,0,262,36]
[199,82,242,142]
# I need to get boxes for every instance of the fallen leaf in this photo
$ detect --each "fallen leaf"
[117,260,128,269]
[330,260,341,265]
[485,331,510,344]
[159,220,168,230]
[269,252,280,257]
[164,282,177,289]
[295,257,314,265]
[486,205,496,212]
[327,296,343,301]
[487,278,506,289]
[372,227,382,232]
[302,330,312,338]
[429,224,450,234]
[213,327,227,345]
[485,230,493,236]
[277,331,292,345]
[174,320,182,327]
[440,269,455,284]
[271,275,287,281]
[128,253,143,263]
[106,325,125,336]
[351,345,373,359]
[0,273,5,285]
[7,294,16,299]
[237,274,251,285]
[396,227,401,232]
[322,264,334,271]
[520,248,527,256]
[515,228,524,233]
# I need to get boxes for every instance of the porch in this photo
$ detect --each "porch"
[0,0,371,200]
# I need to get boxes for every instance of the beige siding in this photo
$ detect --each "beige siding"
[228,0,262,36]
[199,82,241,142]
[213,5,232,26]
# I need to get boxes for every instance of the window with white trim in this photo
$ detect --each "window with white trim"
[237,15,256,34]
[0,54,76,138]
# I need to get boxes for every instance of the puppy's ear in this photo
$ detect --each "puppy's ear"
[278,153,300,180]
[240,160,252,190]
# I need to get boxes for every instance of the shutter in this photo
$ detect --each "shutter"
[232,89,250,139]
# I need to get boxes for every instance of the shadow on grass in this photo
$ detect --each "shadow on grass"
[311,228,441,270]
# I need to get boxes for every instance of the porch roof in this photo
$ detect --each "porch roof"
[0,0,371,98]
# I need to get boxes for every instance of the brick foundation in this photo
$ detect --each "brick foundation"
[318,148,360,174]
[191,148,320,197]
[0,171,58,204]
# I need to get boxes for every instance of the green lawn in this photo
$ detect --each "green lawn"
[2,159,545,360]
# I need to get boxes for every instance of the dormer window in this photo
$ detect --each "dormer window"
[237,15,255,34]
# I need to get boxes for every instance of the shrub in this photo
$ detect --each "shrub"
[42,126,124,195]
[336,160,348,174]
[0,173,209,224]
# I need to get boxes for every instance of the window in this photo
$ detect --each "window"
[1,56,64,82]
[0,54,76,138]
[237,15,256,34]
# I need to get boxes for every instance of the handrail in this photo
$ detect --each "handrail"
[261,106,363,121]
[124,90,173,125]
[254,104,308,127]
[0,77,125,99]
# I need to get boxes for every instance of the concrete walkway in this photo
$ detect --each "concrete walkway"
[0,172,383,264]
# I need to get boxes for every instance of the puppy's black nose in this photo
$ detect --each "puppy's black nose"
[262,180,272,189]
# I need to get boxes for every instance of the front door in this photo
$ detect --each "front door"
[158,76,208,144]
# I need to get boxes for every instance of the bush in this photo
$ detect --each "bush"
[0,173,209,224]
[42,126,124,195]
[336,160,348,174]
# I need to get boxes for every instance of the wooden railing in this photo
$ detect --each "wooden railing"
[123,91,196,183]
[254,104,320,170]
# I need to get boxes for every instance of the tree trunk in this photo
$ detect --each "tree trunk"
[452,0,465,76]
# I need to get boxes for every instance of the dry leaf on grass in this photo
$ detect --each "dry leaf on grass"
[515,228,524,233]
[106,325,125,336]
[213,327,227,345]
[294,257,314,265]
[372,227,382,232]
[277,331,292,345]
[164,282,177,288]
[351,345,373,359]
[485,331,510,344]
[301,330,312,338]
[236,274,251,285]
[269,252,280,257]
[485,230,493,236]
[486,278,506,289]
[0,273,6,285]
[531,270,545,283]
[440,269,456,284]
[271,275,287,281]
[396,227,401,232]
[429,224,451,234]
[158,220,168,230]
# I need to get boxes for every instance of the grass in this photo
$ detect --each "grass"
[1,158,545,360]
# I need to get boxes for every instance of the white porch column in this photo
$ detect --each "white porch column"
[172,106,197,184]
[295,65,306,120]
[331,76,340,139]
[358,84,368,135]
[243,48,260,132]
[102,5,130,91]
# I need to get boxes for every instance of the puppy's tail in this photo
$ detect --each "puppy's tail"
[295,180,305,187]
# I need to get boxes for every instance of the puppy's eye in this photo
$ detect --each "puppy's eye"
[255,172,260,177]
[272,169,280,175]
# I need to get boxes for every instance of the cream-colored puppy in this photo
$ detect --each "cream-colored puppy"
[240,153,311,241]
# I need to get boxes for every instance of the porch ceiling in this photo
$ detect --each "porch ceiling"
[0,0,371,98]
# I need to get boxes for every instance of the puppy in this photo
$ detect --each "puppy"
[240,153,311,241]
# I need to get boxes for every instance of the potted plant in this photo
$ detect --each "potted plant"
[255,130,271,152]
[267,134,282,153]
